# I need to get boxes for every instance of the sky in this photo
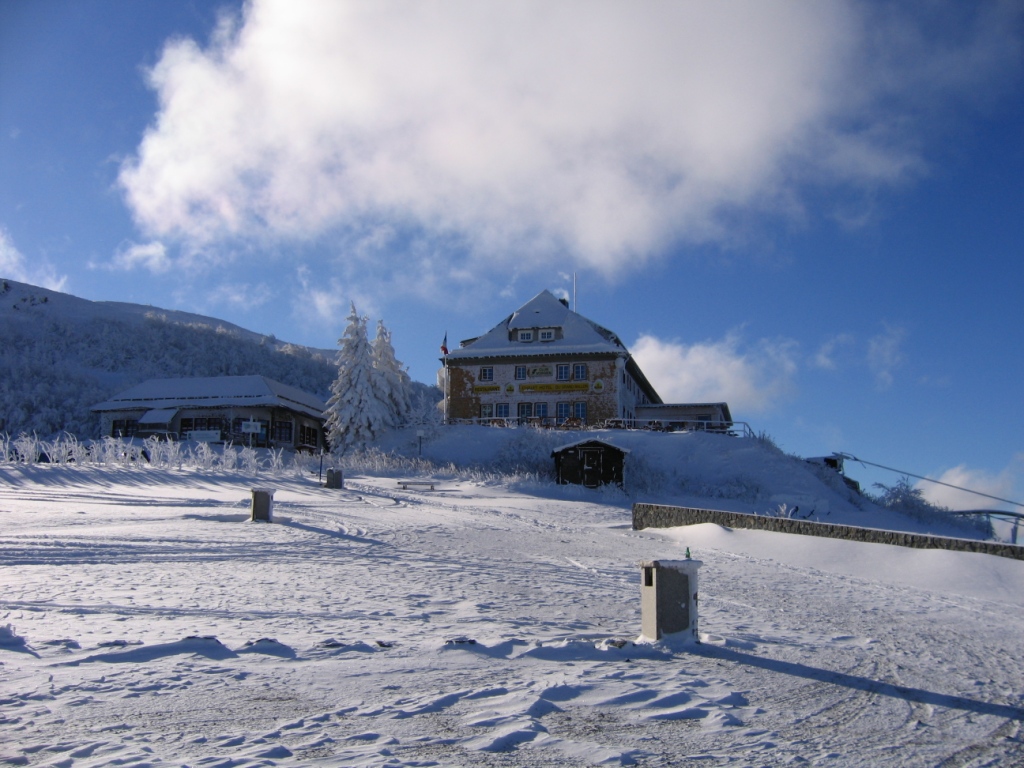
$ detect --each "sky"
[1,0,1022,511]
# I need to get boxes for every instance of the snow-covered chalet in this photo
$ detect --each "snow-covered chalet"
[92,375,327,450]
[441,290,732,429]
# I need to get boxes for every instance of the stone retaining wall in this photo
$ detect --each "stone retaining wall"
[632,503,1024,561]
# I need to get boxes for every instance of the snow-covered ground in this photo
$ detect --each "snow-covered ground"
[2,437,1023,766]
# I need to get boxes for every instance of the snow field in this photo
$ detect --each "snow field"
[1,464,1023,767]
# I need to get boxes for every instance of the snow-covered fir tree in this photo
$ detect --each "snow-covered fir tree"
[372,319,413,428]
[325,304,392,454]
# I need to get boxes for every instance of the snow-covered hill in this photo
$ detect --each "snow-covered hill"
[0,279,339,437]
[375,424,992,541]
[1,457,1022,766]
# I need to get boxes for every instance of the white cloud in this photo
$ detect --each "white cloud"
[814,333,856,370]
[867,324,906,389]
[917,454,1024,512]
[205,281,271,310]
[0,227,66,290]
[110,241,172,273]
[293,266,383,334]
[631,332,798,414]
[119,1,1023,283]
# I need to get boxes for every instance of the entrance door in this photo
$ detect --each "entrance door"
[581,448,603,488]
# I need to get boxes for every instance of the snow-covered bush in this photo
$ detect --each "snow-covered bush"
[41,433,77,464]
[221,443,239,472]
[268,448,287,473]
[12,433,42,464]
[340,447,440,477]
[624,451,668,495]
[240,446,261,474]
[680,474,764,503]
[191,442,217,471]
[406,384,443,428]
[494,428,564,476]
[753,430,785,456]
[871,477,992,536]
[91,436,140,466]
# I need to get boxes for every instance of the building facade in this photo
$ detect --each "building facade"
[441,290,663,427]
[92,375,327,451]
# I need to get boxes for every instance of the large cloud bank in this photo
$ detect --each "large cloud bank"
[632,333,797,414]
[120,1,1021,276]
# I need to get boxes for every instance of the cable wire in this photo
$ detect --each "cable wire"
[837,453,1023,509]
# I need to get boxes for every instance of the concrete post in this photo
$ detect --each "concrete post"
[325,468,344,489]
[639,559,703,643]
[251,488,275,522]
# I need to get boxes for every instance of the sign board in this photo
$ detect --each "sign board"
[519,382,589,394]
[188,430,222,443]
[241,420,263,434]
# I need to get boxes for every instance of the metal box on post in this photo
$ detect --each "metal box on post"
[251,488,275,522]
[325,468,344,489]
[639,559,703,643]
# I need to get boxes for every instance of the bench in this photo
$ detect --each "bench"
[398,480,435,491]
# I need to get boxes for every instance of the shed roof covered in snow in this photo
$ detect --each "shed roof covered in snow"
[551,438,631,455]
[446,290,628,359]
[92,375,327,420]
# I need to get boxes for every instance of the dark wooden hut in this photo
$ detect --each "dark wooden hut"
[551,439,628,489]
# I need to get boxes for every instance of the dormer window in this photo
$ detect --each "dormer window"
[539,328,555,342]
[518,330,534,342]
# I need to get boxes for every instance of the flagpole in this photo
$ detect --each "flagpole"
[441,331,449,425]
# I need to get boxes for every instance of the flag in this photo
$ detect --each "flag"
[440,332,449,356]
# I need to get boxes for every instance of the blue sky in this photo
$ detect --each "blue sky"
[1,0,1022,510]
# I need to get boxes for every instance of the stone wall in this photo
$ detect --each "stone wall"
[632,503,1024,561]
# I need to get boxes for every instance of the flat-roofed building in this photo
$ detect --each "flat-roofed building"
[92,375,326,450]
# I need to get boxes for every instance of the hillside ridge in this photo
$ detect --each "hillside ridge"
[0,278,339,437]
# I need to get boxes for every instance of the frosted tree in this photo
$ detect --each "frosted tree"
[372,320,412,428]
[325,304,391,454]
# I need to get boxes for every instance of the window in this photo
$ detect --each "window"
[539,329,555,342]
[480,404,494,419]
[573,363,588,381]
[518,330,534,342]
[518,402,533,419]
[272,420,293,442]
[515,365,527,380]
[495,403,510,418]
[556,364,570,381]
[535,402,548,418]
[233,417,268,435]
[479,366,494,381]
[556,402,571,423]
[298,424,318,448]
[183,417,224,433]
[112,419,138,438]
[180,417,225,435]
[574,401,587,422]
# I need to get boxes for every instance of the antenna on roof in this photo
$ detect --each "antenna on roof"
[573,272,577,312]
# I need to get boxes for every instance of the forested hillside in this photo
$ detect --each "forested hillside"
[0,279,343,437]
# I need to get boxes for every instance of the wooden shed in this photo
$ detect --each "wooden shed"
[552,439,628,489]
